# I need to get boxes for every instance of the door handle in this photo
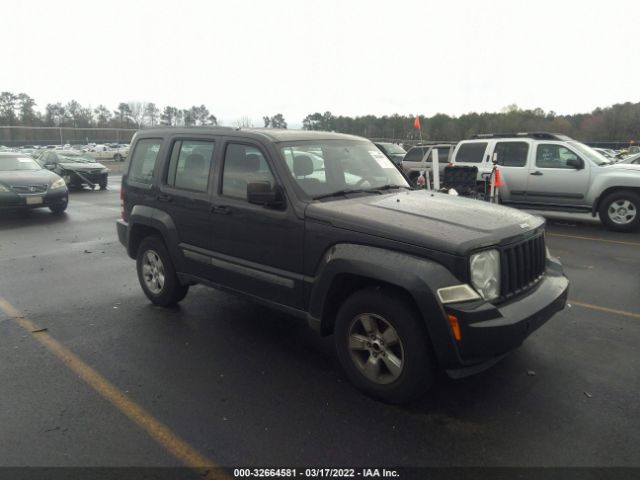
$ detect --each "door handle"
[211,205,231,215]
[157,193,173,202]
[530,171,543,176]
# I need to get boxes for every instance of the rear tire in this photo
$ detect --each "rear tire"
[334,287,435,404]
[599,191,640,232]
[114,153,123,161]
[136,235,189,306]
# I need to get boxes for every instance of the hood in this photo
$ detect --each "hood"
[58,162,106,170]
[604,163,640,173]
[306,190,544,255]
[0,169,60,186]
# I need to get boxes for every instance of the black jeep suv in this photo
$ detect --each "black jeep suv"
[117,127,569,403]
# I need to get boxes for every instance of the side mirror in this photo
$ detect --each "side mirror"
[247,182,285,208]
[566,158,584,169]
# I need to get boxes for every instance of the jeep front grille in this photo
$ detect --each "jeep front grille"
[500,233,546,299]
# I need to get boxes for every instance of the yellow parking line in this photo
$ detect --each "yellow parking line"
[570,300,640,320]
[547,233,640,247]
[0,297,227,479]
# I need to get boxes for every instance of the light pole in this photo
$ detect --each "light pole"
[53,114,63,146]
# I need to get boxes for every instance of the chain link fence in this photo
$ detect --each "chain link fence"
[1,127,634,152]
[0,126,138,147]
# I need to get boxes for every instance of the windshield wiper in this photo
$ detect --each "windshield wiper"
[366,184,411,192]
[312,189,367,200]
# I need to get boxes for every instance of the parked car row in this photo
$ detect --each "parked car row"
[3,143,130,162]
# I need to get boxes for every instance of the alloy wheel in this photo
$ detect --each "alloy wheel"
[608,199,637,225]
[142,249,165,294]
[347,313,405,385]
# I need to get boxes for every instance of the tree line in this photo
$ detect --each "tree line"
[1,90,639,142]
[0,92,288,130]
[302,102,640,143]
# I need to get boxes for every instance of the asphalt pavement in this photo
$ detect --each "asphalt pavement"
[1,179,639,470]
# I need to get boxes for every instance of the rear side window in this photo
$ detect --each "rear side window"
[456,142,487,163]
[129,139,162,185]
[166,140,215,192]
[495,142,529,167]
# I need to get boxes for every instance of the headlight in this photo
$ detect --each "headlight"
[100,168,109,173]
[51,178,67,190]
[470,249,501,301]
[0,183,11,192]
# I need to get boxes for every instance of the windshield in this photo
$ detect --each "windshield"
[568,141,612,166]
[0,156,41,171]
[280,140,410,199]
[380,143,406,155]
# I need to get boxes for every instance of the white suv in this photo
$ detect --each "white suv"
[450,132,640,232]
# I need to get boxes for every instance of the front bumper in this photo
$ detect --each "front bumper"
[0,188,68,210]
[61,170,108,186]
[443,258,569,375]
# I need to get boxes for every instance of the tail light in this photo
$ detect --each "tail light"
[120,183,128,221]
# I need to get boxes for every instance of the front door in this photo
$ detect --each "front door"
[526,143,591,207]
[208,139,305,309]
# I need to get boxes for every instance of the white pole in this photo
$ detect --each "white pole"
[432,148,440,191]
[490,152,498,202]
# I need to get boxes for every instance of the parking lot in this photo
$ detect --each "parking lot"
[1,179,639,471]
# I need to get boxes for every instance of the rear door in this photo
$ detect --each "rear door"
[494,140,531,203]
[525,142,591,206]
[157,137,218,280]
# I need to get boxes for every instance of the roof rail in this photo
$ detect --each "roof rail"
[471,132,573,141]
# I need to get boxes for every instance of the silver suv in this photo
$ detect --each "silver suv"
[450,133,640,232]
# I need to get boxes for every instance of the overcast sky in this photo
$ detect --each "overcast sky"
[3,0,639,127]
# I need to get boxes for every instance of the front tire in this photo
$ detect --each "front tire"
[334,287,435,403]
[136,235,189,306]
[599,191,640,232]
[99,178,108,190]
[49,203,67,215]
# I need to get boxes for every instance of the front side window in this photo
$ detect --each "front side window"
[280,140,410,198]
[495,142,529,167]
[166,140,215,192]
[456,142,488,163]
[221,143,275,200]
[129,139,162,185]
[536,144,579,169]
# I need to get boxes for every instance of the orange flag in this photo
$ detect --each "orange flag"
[414,116,421,129]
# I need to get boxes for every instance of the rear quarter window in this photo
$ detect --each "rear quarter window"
[456,142,488,163]
[128,139,162,185]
